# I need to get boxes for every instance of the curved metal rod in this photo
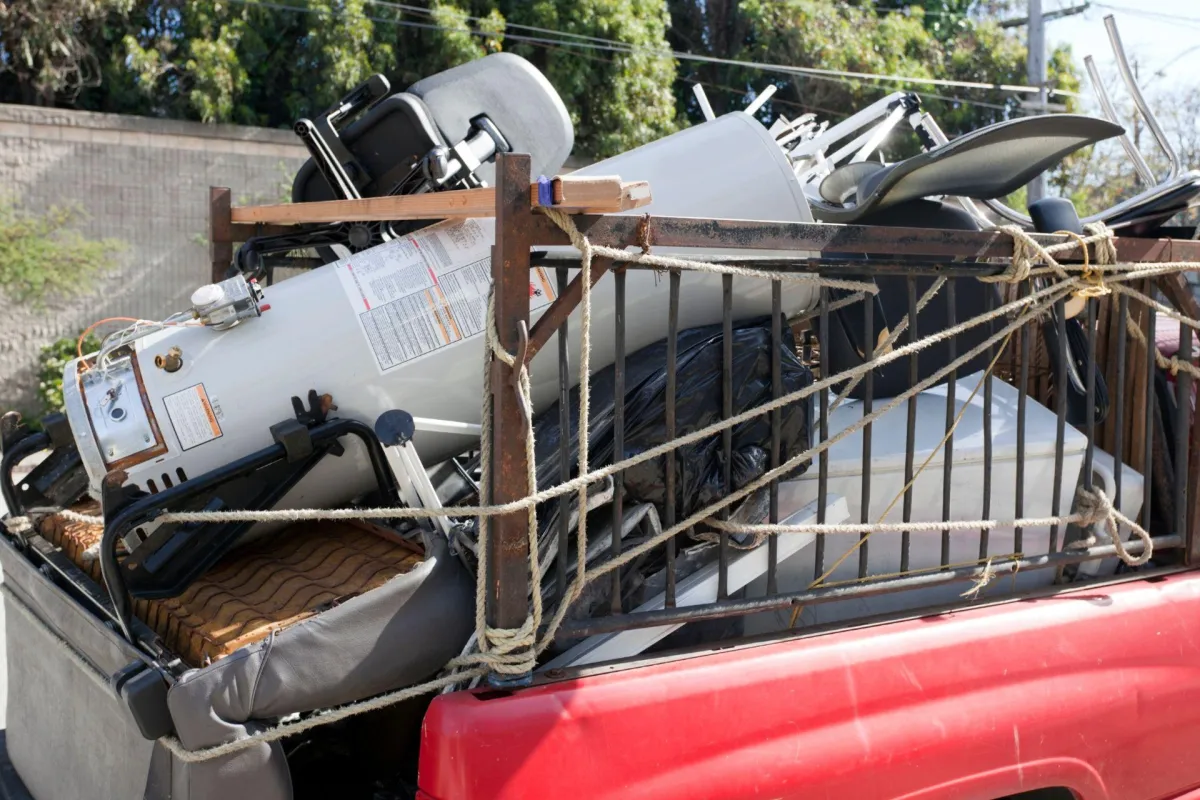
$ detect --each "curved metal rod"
[979,171,1200,229]
[1105,14,1181,182]
[100,418,402,642]
[0,432,50,518]
[1085,54,1156,186]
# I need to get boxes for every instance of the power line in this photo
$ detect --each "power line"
[1091,2,1200,30]
[224,0,1074,105]
[269,0,1081,97]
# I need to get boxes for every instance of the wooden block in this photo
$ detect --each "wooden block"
[552,175,622,206]
[229,178,652,225]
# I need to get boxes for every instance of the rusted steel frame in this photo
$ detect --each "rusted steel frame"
[1157,272,1200,560]
[521,214,1200,263]
[487,153,536,680]
[550,536,1182,640]
[532,253,1025,278]
[210,187,233,283]
[207,186,297,282]
[526,258,613,363]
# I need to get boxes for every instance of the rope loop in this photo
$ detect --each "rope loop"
[960,557,995,599]
[18,212,1195,766]
[1074,487,1154,567]
[979,224,1037,284]
[1055,229,1110,299]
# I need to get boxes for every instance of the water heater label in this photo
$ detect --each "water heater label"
[164,383,223,451]
[333,219,556,373]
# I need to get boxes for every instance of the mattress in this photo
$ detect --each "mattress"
[39,503,424,667]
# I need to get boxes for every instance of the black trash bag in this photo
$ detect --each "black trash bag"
[533,316,813,525]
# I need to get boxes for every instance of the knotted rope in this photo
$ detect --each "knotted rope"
[1072,487,1155,567]
[9,215,1191,765]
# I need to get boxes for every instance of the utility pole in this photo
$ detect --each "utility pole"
[1027,0,1047,204]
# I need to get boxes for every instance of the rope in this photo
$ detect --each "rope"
[469,292,540,676]
[961,557,995,599]
[1073,487,1155,567]
[537,208,882,296]
[1,517,31,536]
[59,509,103,525]
[154,278,1072,527]
[1126,309,1200,381]
[828,276,946,413]
[20,217,1190,764]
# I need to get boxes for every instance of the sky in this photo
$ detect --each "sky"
[1047,0,1200,103]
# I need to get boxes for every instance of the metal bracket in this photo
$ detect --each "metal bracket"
[271,419,315,463]
[112,661,174,740]
[292,390,337,427]
[375,410,453,537]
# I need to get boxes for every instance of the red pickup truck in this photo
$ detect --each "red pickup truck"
[419,569,1200,800]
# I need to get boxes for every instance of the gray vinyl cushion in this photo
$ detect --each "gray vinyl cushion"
[0,537,283,800]
[1,529,471,799]
[166,533,473,756]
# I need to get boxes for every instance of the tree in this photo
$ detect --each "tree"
[106,0,395,126]
[503,0,679,158]
[666,0,1079,147]
[0,0,135,105]
[45,0,677,159]
[4,0,1084,164]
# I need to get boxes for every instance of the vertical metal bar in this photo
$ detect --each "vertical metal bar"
[980,286,994,560]
[487,153,534,681]
[1114,295,1127,511]
[1049,297,1068,558]
[611,269,626,614]
[901,280,918,573]
[1175,317,1191,539]
[941,280,956,570]
[860,293,874,579]
[209,187,233,283]
[768,281,782,595]
[817,288,830,576]
[1084,299,1098,491]
[719,275,733,600]
[1144,296,1156,532]
[555,267,571,606]
[665,271,680,608]
[1015,282,1030,554]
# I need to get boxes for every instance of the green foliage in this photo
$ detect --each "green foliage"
[668,0,1078,146]
[36,335,100,418]
[0,201,123,304]
[0,0,135,105]
[5,0,1082,164]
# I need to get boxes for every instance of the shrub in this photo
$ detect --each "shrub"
[0,200,123,304]
[36,334,99,418]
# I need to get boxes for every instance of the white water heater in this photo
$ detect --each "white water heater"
[63,112,819,513]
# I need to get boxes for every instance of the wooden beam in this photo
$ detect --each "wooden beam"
[230,177,652,225]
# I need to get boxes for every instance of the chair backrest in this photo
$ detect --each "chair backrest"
[810,115,1123,224]
[292,53,574,204]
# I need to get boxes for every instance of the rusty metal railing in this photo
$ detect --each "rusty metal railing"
[482,153,1200,679]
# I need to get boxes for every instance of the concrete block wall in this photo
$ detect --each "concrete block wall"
[0,103,310,416]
